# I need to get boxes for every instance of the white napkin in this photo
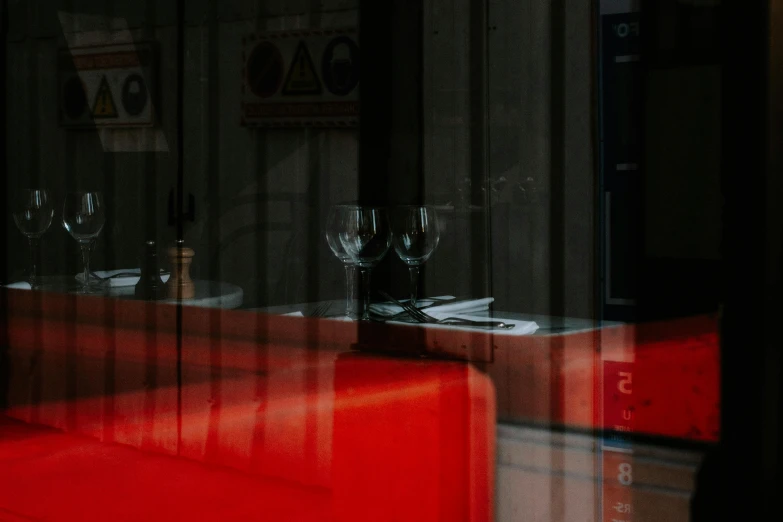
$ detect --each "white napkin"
[5,281,32,290]
[283,311,353,321]
[369,296,494,317]
[75,269,171,288]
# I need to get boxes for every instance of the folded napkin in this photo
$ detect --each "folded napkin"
[283,311,353,321]
[369,296,494,318]
[5,281,32,290]
[76,269,171,288]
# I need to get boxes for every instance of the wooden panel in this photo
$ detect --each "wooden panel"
[482,0,596,317]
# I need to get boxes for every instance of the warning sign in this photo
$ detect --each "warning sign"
[322,36,360,96]
[242,29,359,127]
[59,43,156,128]
[122,74,148,116]
[282,42,322,96]
[92,76,118,118]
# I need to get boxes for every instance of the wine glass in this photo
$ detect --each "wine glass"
[12,189,54,286]
[62,191,106,293]
[391,206,440,307]
[338,206,392,320]
[326,205,359,318]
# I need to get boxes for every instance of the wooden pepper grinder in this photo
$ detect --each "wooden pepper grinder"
[166,240,195,300]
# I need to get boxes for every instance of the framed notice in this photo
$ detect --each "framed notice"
[59,43,157,128]
[241,29,359,127]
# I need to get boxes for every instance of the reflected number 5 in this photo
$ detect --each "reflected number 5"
[618,372,632,394]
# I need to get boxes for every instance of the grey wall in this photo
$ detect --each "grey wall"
[6,0,598,317]
[422,0,596,318]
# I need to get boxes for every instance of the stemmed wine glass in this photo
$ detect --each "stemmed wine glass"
[12,189,54,286]
[391,206,440,307]
[62,191,106,293]
[338,206,392,320]
[326,205,359,318]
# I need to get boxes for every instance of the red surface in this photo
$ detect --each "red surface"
[0,289,722,519]
[0,309,496,521]
[0,416,331,522]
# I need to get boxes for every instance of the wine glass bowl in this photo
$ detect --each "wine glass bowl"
[326,204,360,318]
[63,192,105,242]
[338,207,392,268]
[326,205,355,265]
[391,206,440,266]
[338,206,392,319]
[13,190,54,239]
[391,205,440,306]
[12,189,54,286]
[63,192,106,293]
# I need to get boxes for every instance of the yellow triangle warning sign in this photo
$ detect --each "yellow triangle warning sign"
[282,41,322,96]
[92,76,118,118]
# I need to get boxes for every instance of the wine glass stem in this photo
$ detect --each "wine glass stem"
[409,266,420,307]
[360,267,371,321]
[344,264,357,318]
[80,241,93,288]
[27,237,40,285]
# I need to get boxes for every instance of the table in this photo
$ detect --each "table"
[111,279,244,309]
[258,299,620,336]
[5,276,244,309]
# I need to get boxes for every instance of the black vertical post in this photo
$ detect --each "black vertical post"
[358,1,401,297]
[469,0,491,301]
[175,0,185,456]
[358,1,393,208]
[0,0,10,409]
[549,0,566,320]
[694,1,781,520]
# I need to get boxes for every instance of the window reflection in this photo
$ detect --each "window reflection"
[0,1,736,521]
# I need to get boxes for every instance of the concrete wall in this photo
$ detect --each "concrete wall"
[5,0,597,317]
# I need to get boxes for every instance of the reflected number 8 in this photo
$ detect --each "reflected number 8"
[618,463,633,486]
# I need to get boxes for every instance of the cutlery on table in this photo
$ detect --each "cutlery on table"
[91,271,169,280]
[378,295,466,320]
[308,302,333,318]
[378,291,515,330]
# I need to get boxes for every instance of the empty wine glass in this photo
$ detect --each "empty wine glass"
[326,205,359,318]
[338,206,392,320]
[391,206,440,307]
[12,189,54,286]
[62,191,105,293]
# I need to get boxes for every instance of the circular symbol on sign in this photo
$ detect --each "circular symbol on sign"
[321,36,360,96]
[122,74,148,116]
[247,41,284,99]
[62,76,88,119]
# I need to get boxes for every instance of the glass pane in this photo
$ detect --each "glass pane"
[1,0,778,520]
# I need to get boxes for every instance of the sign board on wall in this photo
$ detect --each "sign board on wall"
[59,43,156,128]
[242,30,359,127]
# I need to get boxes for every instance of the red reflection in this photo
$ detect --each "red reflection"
[1,295,495,521]
[1,291,721,520]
